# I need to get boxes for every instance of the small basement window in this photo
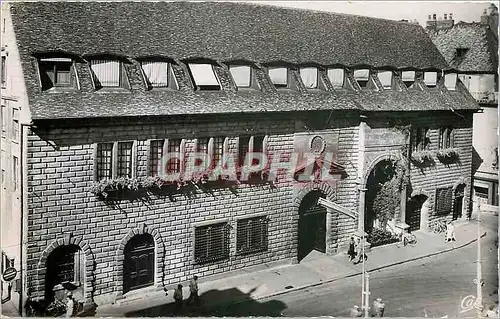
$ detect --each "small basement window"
[299,67,318,89]
[188,63,221,91]
[401,71,416,88]
[141,61,176,89]
[378,71,393,89]
[424,72,438,87]
[353,69,370,88]
[268,67,288,88]
[39,57,74,90]
[229,65,251,88]
[327,68,345,89]
[444,73,457,91]
[90,59,129,89]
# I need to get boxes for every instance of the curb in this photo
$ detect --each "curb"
[247,229,487,303]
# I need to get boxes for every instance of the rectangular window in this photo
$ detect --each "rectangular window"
[268,67,288,88]
[402,71,416,88]
[239,136,250,166]
[378,71,393,89]
[252,135,265,165]
[412,127,429,151]
[300,67,318,89]
[194,222,230,264]
[212,137,224,168]
[229,65,251,88]
[435,187,453,215]
[12,156,18,191]
[96,143,113,180]
[12,108,19,142]
[236,216,269,255]
[39,58,73,90]
[424,72,437,87]
[117,142,133,178]
[353,69,369,88]
[197,138,210,166]
[1,105,6,137]
[90,60,122,88]
[444,73,457,90]
[188,63,220,90]
[167,139,182,174]
[439,127,454,149]
[1,56,6,86]
[327,68,344,89]
[149,140,164,177]
[141,61,169,87]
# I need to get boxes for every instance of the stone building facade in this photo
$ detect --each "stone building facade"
[1,1,479,314]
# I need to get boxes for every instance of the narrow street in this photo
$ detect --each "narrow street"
[209,214,498,317]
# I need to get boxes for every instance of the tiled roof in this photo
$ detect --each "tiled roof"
[427,22,498,73]
[8,1,479,120]
[10,1,448,68]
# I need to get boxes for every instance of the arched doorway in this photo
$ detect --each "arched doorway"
[45,244,83,301]
[123,233,155,294]
[298,190,327,261]
[406,195,428,231]
[365,160,398,232]
[453,184,465,220]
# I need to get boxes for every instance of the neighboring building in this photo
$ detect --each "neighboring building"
[1,1,478,315]
[426,5,499,207]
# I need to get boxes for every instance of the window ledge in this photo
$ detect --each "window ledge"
[95,88,131,93]
[43,87,79,93]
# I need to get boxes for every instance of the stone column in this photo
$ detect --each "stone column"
[357,118,367,232]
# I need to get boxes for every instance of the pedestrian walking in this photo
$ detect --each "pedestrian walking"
[445,221,456,242]
[173,284,183,315]
[65,293,74,318]
[350,305,362,317]
[186,275,200,306]
[347,237,356,261]
[353,238,368,264]
[373,298,385,317]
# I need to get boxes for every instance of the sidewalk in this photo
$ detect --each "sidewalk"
[97,221,487,317]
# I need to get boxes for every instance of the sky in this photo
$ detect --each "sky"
[235,1,497,26]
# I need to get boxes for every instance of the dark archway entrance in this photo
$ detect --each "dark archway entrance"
[453,184,465,220]
[298,190,327,262]
[123,233,155,294]
[406,195,427,232]
[365,160,397,232]
[45,244,82,301]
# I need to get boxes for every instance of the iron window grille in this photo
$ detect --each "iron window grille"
[149,140,164,177]
[236,216,269,255]
[439,127,455,149]
[194,222,230,264]
[411,127,430,152]
[212,137,225,168]
[435,187,453,215]
[117,142,133,178]
[167,139,182,174]
[38,58,73,90]
[47,245,82,286]
[95,141,135,180]
[96,143,113,180]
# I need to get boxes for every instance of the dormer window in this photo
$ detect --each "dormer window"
[401,71,415,88]
[140,61,176,89]
[90,59,129,89]
[327,68,345,89]
[39,57,75,90]
[444,73,457,91]
[268,67,289,88]
[424,72,438,88]
[188,63,221,91]
[299,67,318,89]
[353,69,370,88]
[377,71,393,90]
[229,65,251,88]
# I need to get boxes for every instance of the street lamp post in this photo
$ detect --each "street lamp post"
[475,201,483,316]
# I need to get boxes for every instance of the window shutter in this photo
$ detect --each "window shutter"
[188,64,219,86]
[300,67,318,89]
[268,67,288,85]
[142,61,169,87]
[91,60,120,87]
[230,65,251,87]
[449,129,455,148]
[327,68,344,89]
[444,73,457,90]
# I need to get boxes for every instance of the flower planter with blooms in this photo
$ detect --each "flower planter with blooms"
[410,150,435,166]
[436,148,460,163]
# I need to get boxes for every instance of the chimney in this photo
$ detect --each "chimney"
[436,13,454,30]
[486,4,498,38]
[426,13,438,30]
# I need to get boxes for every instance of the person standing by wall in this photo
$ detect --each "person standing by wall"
[173,284,183,315]
[186,275,200,306]
[65,293,74,318]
